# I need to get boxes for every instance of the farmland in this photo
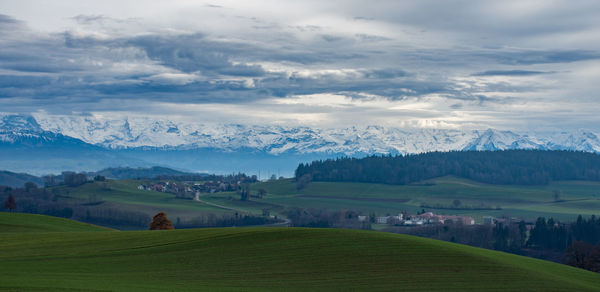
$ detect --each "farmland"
[243,176,600,222]
[40,175,600,227]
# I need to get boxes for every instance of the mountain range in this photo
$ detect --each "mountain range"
[1,114,599,175]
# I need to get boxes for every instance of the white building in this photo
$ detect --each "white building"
[376,216,390,224]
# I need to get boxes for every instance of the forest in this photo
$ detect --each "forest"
[295,150,600,185]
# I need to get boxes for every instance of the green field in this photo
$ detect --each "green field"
[0,212,112,233]
[240,176,600,222]
[46,176,600,226]
[1,213,600,291]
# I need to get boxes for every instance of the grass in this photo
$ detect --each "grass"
[249,176,600,221]
[1,213,600,291]
[0,212,111,233]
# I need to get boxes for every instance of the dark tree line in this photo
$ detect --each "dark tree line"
[384,221,527,254]
[527,217,569,251]
[284,208,370,229]
[43,171,92,187]
[384,215,600,272]
[296,150,600,185]
[173,212,281,228]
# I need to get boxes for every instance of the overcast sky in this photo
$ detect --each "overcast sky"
[1,0,599,131]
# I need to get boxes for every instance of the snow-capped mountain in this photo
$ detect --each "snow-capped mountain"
[0,115,91,147]
[2,113,600,175]
[1,114,598,154]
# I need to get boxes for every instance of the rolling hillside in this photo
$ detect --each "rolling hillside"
[0,212,111,233]
[0,170,43,188]
[0,214,599,291]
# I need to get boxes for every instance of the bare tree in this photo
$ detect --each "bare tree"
[553,190,562,202]
[452,199,462,208]
[3,194,17,211]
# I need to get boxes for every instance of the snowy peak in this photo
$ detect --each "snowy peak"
[465,129,528,151]
[544,130,600,152]
[0,115,42,133]
[1,114,600,155]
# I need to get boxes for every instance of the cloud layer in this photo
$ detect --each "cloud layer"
[0,0,599,131]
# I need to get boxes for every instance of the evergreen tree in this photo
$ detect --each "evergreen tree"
[295,150,600,186]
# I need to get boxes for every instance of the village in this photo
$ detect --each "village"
[362,212,476,226]
[363,212,533,228]
[137,180,241,197]
[136,180,530,228]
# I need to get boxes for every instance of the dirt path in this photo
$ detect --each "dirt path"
[194,197,238,211]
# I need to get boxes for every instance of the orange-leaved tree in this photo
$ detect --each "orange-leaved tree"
[149,212,174,230]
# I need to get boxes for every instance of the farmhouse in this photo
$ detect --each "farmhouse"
[376,214,403,224]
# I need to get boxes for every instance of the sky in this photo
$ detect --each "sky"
[1,0,599,131]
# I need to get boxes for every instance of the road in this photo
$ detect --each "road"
[194,195,291,227]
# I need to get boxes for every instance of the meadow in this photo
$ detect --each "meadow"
[41,175,600,227]
[243,176,600,222]
[1,212,600,291]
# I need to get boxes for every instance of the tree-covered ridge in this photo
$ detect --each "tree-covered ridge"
[295,150,600,185]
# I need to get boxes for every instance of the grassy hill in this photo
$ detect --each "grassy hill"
[1,214,599,291]
[0,212,111,233]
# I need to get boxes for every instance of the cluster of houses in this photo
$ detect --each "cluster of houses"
[137,180,240,195]
[359,212,476,226]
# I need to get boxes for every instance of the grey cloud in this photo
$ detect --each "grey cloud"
[0,2,598,132]
[488,50,600,65]
[321,35,344,42]
[0,14,21,24]
[126,34,266,76]
[361,69,407,79]
[72,15,107,24]
[355,34,391,42]
[472,70,552,77]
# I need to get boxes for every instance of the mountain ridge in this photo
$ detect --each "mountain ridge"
[2,114,600,175]
[4,114,597,154]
